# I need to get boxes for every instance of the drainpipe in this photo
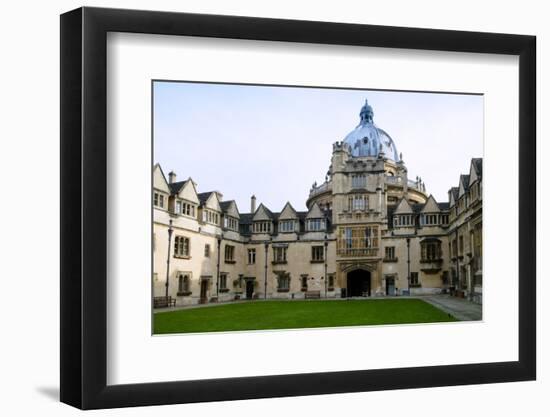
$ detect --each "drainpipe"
[164,220,174,300]
[406,237,410,296]
[216,235,221,298]
[324,232,328,298]
[455,228,460,295]
[264,239,269,299]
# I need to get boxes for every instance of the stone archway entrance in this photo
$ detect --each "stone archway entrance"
[347,269,371,297]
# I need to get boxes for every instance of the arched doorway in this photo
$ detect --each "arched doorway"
[347,269,371,297]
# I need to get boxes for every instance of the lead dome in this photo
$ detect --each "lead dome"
[343,99,400,161]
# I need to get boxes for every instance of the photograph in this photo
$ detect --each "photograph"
[151,82,483,334]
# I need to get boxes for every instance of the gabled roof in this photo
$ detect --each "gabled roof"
[153,164,170,193]
[469,158,483,186]
[198,191,222,212]
[252,203,274,221]
[169,177,200,204]
[198,192,213,205]
[219,201,232,211]
[472,158,482,178]
[306,203,325,219]
[169,180,186,194]
[394,198,413,214]
[220,200,240,218]
[278,202,298,220]
[458,174,470,197]
[449,187,459,206]
[420,195,440,213]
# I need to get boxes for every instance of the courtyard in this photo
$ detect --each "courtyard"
[153,297,462,334]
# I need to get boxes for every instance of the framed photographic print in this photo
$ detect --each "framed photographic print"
[60,6,536,410]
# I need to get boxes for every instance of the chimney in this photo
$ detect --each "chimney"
[251,195,256,213]
[168,171,176,184]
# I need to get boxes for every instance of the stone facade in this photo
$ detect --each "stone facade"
[153,100,483,306]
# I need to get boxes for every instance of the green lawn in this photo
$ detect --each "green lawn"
[153,299,456,334]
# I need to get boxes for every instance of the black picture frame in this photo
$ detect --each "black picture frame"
[60,6,536,410]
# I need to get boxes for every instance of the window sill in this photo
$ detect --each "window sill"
[410,283,422,288]
[328,287,335,291]
[174,255,191,260]
[177,291,192,296]
[277,289,290,293]
[300,287,308,292]
[219,288,230,293]
[310,259,324,264]
[383,258,398,263]
[272,261,288,265]
[224,260,236,264]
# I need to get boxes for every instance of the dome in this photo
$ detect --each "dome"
[343,99,400,161]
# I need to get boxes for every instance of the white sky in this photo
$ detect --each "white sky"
[154,82,483,213]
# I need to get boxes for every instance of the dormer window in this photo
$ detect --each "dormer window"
[175,200,196,217]
[253,221,271,233]
[394,214,413,227]
[154,192,165,208]
[306,219,325,231]
[279,220,295,233]
[224,216,239,231]
[421,214,439,226]
[202,209,219,225]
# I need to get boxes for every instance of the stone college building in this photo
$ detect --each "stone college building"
[153,99,483,306]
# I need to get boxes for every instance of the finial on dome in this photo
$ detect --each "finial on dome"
[359,99,374,124]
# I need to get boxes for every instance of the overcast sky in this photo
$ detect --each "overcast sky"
[153,81,483,213]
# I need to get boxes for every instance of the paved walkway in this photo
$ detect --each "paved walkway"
[155,295,482,320]
[421,295,482,321]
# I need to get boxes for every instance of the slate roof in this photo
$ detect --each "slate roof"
[197,192,214,205]
[168,180,187,194]
[460,174,470,191]
[437,202,450,211]
[472,158,483,179]
[411,203,424,214]
[220,200,234,213]
[450,187,459,201]
[239,213,254,225]
[238,208,332,235]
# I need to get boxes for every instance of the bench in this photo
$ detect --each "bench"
[153,296,176,308]
[305,290,321,299]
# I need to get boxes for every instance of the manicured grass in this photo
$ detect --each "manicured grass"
[153,299,456,334]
